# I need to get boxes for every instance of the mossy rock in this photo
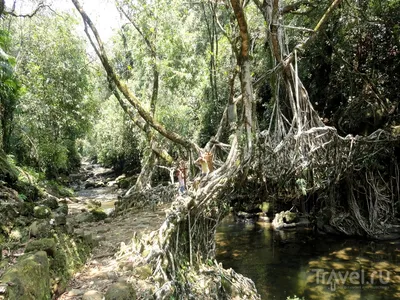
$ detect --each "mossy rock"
[15,217,31,228]
[42,197,59,210]
[117,178,131,189]
[0,185,20,202]
[34,205,52,219]
[105,282,136,300]
[1,251,51,300]
[90,208,107,221]
[29,220,53,238]
[1,229,92,299]
[48,232,92,295]
[25,238,57,257]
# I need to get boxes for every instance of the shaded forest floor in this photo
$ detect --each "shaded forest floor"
[58,163,170,299]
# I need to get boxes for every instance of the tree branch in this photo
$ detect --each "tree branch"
[71,0,200,153]
[116,2,156,56]
[4,2,46,18]
[281,0,316,15]
[285,0,343,65]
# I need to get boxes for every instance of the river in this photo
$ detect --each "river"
[216,215,400,300]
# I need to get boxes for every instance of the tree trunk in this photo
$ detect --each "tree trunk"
[127,151,157,195]
[230,0,255,159]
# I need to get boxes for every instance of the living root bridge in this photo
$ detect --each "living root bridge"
[260,125,400,239]
[115,136,260,299]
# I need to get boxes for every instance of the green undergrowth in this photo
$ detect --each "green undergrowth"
[7,154,74,198]
[42,179,75,197]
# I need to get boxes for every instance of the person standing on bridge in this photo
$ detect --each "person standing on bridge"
[195,153,210,177]
[176,161,187,194]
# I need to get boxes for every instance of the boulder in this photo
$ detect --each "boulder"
[33,205,52,219]
[29,220,53,238]
[25,238,56,257]
[42,197,59,210]
[1,251,50,300]
[90,207,107,221]
[105,282,136,300]
[0,203,19,225]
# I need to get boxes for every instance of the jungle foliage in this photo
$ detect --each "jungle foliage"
[0,0,399,298]
[0,0,396,224]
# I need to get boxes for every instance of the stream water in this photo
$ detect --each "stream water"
[216,215,400,300]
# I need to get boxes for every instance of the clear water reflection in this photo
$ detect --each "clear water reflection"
[215,215,400,300]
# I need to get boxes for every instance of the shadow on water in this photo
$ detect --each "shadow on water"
[216,215,400,300]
